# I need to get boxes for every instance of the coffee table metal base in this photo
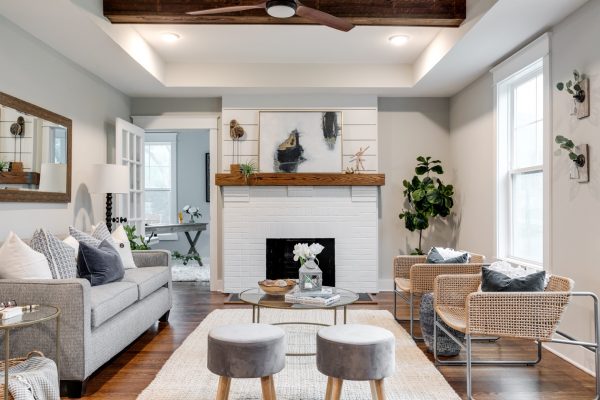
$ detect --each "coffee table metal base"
[251,305,348,356]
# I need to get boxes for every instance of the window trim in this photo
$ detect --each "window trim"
[493,33,551,270]
[145,132,178,241]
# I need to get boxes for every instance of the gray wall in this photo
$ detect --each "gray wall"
[448,0,600,372]
[152,131,211,263]
[0,16,130,238]
[378,98,454,286]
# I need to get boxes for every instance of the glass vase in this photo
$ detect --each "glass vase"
[298,259,323,292]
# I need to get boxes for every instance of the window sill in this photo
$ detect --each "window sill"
[499,257,544,271]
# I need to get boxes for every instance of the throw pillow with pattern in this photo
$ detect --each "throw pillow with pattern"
[30,229,77,279]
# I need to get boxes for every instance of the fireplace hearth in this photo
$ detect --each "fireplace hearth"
[266,238,335,287]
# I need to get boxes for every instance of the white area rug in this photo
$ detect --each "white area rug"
[137,309,459,400]
[171,263,210,282]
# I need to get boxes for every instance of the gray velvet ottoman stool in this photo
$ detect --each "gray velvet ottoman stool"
[207,323,286,400]
[316,324,395,400]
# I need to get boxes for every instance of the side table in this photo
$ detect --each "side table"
[0,306,60,400]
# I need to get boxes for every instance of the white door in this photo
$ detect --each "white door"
[115,118,145,235]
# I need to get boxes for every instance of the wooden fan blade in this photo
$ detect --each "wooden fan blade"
[296,3,354,32]
[187,3,266,16]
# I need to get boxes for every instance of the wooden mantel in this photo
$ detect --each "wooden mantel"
[216,165,385,186]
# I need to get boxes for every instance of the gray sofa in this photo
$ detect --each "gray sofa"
[0,250,172,397]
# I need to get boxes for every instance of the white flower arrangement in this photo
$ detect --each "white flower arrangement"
[182,205,202,222]
[293,242,324,265]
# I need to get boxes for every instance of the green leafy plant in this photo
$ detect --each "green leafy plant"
[172,251,203,266]
[0,161,8,172]
[555,135,585,167]
[556,69,586,103]
[123,225,151,250]
[399,156,454,255]
[239,160,258,183]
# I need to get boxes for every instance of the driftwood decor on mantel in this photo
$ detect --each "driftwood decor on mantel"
[216,164,385,187]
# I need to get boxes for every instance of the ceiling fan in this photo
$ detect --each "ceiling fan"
[187,0,355,32]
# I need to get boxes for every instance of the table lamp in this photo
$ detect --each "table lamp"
[90,164,130,232]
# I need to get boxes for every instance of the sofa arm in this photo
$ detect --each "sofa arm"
[0,278,91,381]
[133,249,171,268]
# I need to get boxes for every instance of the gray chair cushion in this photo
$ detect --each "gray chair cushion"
[121,267,170,300]
[207,324,286,379]
[420,292,464,356]
[90,281,138,328]
[317,324,395,381]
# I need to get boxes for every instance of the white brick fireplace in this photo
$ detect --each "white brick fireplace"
[222,185,379,293]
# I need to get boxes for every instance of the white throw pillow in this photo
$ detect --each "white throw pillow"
[63,235,79,255]
[110,225,137,269]
[0,232,52,279]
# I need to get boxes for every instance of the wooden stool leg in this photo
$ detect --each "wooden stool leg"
[261,376,274,400]
[370,381,378,400]
[325,377,333,400]
[330,378,343,400]
[270,376,277,400]
[216,376,231,400]
[374,379,386,400]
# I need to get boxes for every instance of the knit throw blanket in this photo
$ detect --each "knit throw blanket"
[1,356,59,400]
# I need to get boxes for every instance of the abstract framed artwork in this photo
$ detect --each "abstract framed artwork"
[258,111,343,173]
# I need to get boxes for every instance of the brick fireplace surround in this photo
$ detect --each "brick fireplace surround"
[222,185,379,293]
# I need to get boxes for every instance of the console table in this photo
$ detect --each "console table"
[146,223,208,256]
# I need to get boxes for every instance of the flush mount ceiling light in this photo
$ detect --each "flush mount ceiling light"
[161,32,181,43]
[388,35,409,46]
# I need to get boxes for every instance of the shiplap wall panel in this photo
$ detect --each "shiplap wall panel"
[221,107,378,172]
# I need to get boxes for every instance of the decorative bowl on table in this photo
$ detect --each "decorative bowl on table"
[258,279,297,295]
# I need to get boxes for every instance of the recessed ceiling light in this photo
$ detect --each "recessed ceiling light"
[388,35,409,47]
[161,32,181,43]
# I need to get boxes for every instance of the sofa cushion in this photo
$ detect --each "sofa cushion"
[90,281,138,328]
[122,267,170,300]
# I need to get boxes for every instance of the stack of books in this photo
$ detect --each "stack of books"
[0,306,23,321]
[285,287,341,306]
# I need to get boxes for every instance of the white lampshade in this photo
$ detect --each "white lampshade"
[90,164,130,194]
[39,163,67,193]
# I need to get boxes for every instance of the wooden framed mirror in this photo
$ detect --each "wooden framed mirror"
[0,92,72,203]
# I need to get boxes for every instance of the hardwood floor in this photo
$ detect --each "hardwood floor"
[76,282,597,399]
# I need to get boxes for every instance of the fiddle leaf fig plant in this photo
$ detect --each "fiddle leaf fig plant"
[399,156,454,255]
[555,135,585,167]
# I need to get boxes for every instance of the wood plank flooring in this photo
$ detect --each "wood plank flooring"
[75,282,597,399]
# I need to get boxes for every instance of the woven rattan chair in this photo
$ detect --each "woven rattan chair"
[433,273,600,400]
[393,253,485,340]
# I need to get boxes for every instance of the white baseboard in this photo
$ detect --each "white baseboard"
[211,279,224,292]
[378,279,393,292]
[543,343,595,377]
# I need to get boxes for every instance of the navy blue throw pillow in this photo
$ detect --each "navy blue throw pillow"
[77,240,125,286]
[481,267,546,292]
[426,247,470,264]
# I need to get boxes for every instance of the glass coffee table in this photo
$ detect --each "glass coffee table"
[239,287,359,356]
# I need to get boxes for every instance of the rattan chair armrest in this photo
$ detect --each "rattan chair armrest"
[466,291,573,340]
[410,263,483,294]
[434,274,481,308]
[393,255,427,279]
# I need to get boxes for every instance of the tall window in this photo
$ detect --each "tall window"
[144,133,177,229]
[496,57,546,267]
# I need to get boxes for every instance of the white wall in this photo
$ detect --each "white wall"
[0,16,130,238]
[449,73,495,257]
[378,98,454,287]
[449,0,600,374]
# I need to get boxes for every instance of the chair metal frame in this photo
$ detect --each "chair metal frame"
[433,283,600,399]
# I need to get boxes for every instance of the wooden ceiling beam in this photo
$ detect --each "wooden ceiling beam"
[103,0,466,27]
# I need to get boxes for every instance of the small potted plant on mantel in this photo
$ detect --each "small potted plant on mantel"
[230,160,258,184]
